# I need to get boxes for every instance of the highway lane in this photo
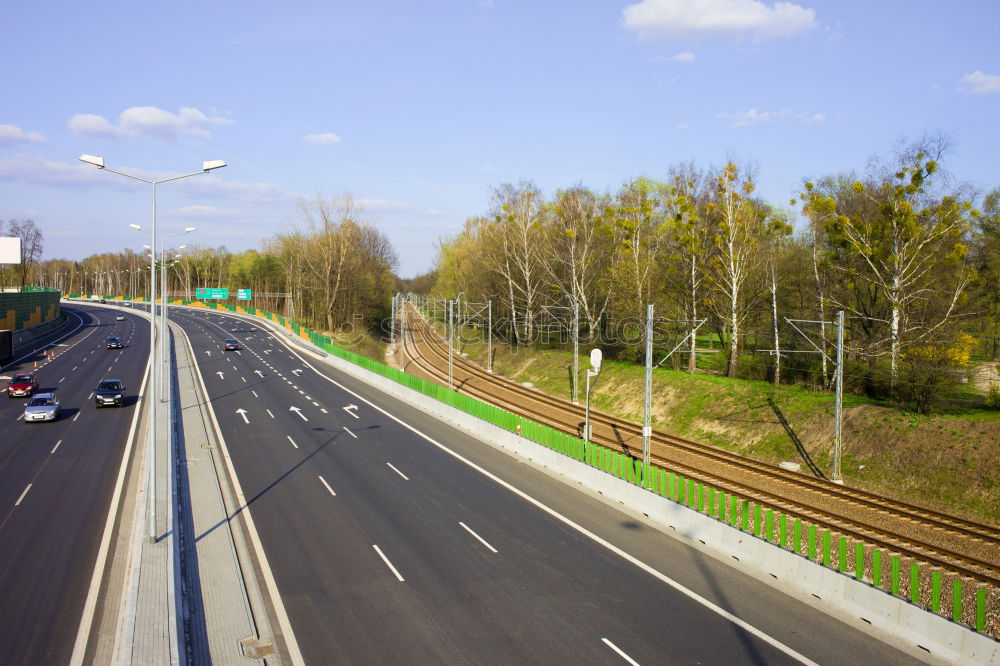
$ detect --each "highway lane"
[171,306,922,665]
[0,304,149,664]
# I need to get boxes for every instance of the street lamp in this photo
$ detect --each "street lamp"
[584,348,603,449]
[80,154,225,542]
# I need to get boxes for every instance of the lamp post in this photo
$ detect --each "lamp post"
[159,239,191,400]
[79,154,225,542]
[584,348,603,449]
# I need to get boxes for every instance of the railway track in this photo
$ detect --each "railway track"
[399,302,1000,590]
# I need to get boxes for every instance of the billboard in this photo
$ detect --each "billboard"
[0,237,20,264]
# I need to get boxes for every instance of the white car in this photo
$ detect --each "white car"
[115,314,125,321]
[24,392,61,422]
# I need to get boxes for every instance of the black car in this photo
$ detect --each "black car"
[107,336,124,349]
[95,379,126,407]
[223,338,240,351]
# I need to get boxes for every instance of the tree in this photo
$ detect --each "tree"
[3,219,44,287]
[802,140,975,391]
[705,163,768,378]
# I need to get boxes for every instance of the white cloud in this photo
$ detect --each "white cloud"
[671,50,696,62]
[175,205,242,218]
[0,124,45,145]
[302,132,342,145]
[482,165,498,173]
[0,153,291,204]
[676,123,689,130]
[623,0,816,40]
[959,70,1000,95]
[425,208,447,216]
[355,198,413,213]
[716,107,825,127]
[68,106,233,141]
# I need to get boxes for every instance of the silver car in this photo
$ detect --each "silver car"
[23,392,60,423]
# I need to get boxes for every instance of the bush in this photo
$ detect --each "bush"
[986,382,1000,408]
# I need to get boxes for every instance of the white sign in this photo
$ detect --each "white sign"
[589,348,603,372]
[0,237,21,264]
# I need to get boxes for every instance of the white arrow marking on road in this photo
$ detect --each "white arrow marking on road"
[289,406,308,421]
[216,371,225,380]
[205,350,212,357]
[254,370,264,378]
[343,404,359,419]
[236,408,249,424]
[292,369,303,376]
[263,349,272,354]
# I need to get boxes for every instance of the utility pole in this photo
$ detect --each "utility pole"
[390,292,397,352]
[779,311,846,484]
[833,310,845,484]
[643,304,653,468]
[448,299,454,390]
[487,299,493,374]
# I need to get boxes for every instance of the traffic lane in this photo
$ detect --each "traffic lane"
[0,306,141,508]
[181,331,805,664]
[302,365,921,665]
[227,390,808,665]
[0,309,149,664]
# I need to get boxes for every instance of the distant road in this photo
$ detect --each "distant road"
[171,305,921,665]
[0,304,148,664]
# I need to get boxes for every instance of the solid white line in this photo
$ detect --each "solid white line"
[287,435,298,449]
[372,545,404,581]
[343,427,357,438]
[14,484,32,506]
[602,638,640,666]
[386,462,409,480]
[266,409,275,419]
[51,439,63,454]
[318,476,336,496]
[459,521,498,553]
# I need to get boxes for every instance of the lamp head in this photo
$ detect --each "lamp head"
[184,226,196,233]
[79,154,105,168]
[130,224,142,231]
[202,160,226,172]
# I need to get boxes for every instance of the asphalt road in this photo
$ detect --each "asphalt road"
[0,304,148,664]
[171,306,923,665]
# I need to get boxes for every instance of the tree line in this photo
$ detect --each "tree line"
[429,137,999,412]
[7,195,398,337]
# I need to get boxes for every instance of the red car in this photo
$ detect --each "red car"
[7,373,39,398]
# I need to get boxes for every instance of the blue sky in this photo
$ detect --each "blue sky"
[1,0,997,277]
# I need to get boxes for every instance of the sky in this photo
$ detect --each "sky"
[1,0,998,278]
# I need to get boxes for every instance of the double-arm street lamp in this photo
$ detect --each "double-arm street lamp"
[79,154,225,541]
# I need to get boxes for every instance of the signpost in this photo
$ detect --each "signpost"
[196,287,229,299]
[237,289,252,300]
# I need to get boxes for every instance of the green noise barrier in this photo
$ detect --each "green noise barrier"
[165,298,990,635]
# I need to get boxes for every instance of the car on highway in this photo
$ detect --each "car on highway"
[115,313,125,321]
[107,336,124,349]
[223,338,240,351]
[94,379,126,408]
[23,392,60,422]
[7,373,39,398]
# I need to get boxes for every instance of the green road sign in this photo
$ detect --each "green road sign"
[196,287,229,299]
[237,289,252,300]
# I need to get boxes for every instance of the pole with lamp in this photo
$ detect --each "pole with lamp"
[79,154,225,541]
[583,348,602,452]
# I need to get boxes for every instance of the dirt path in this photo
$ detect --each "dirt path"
[970,361,1000,394]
